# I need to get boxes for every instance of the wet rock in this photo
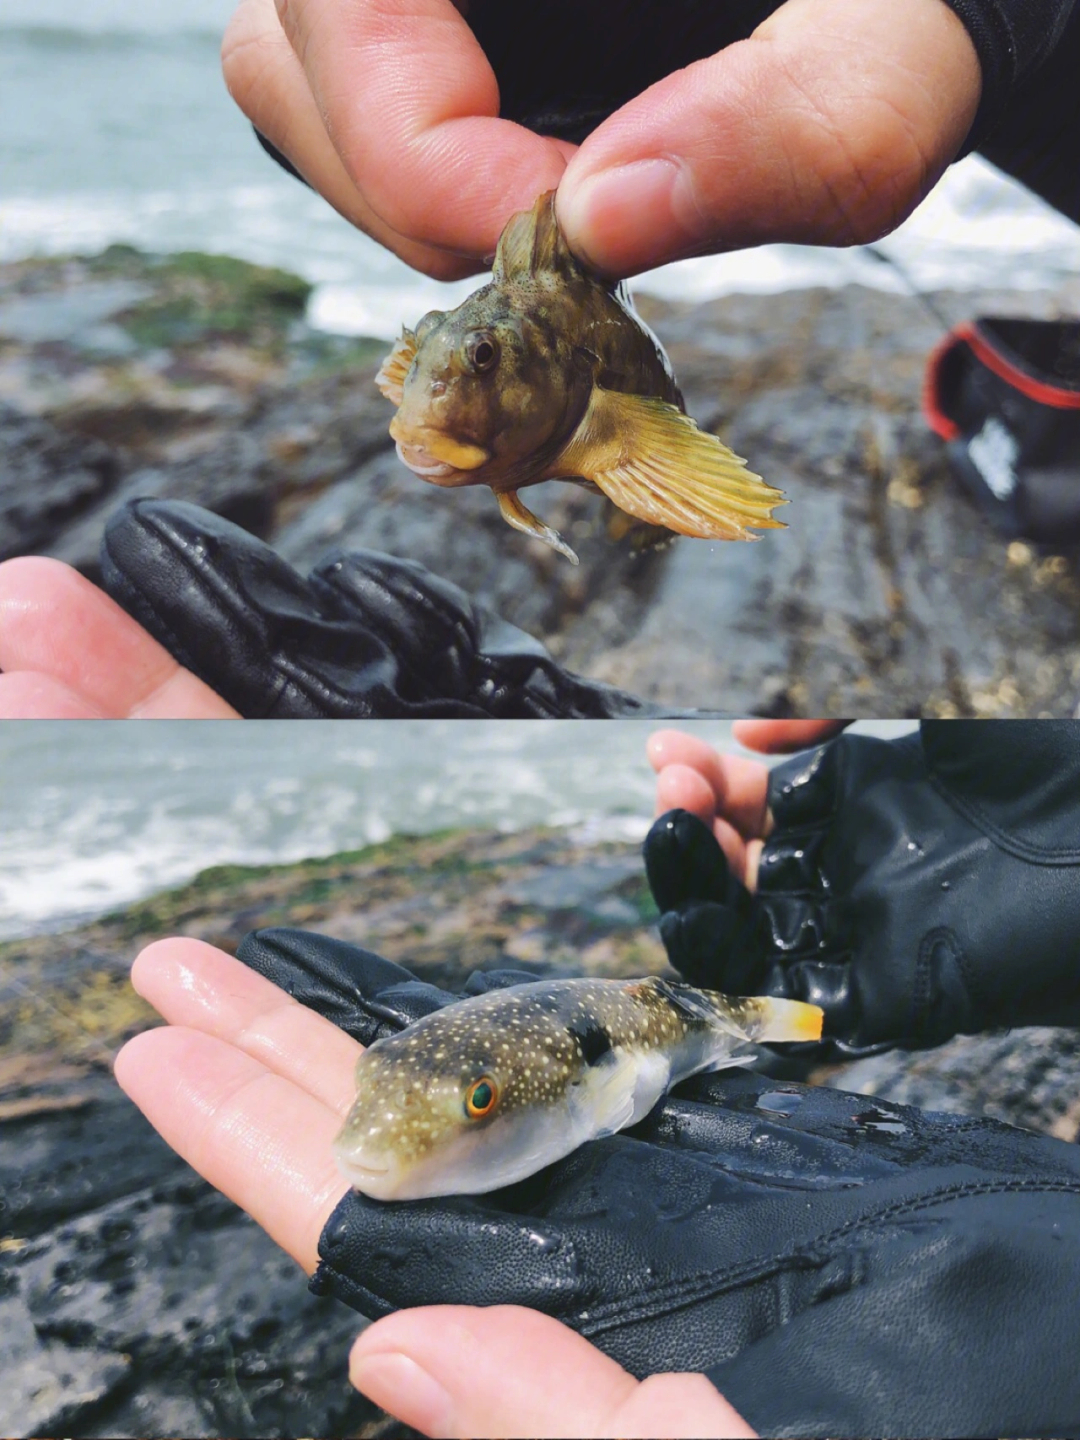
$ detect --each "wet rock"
[0,281,154,348]
[0,1295,130,1438]
[829,1025,1080,1140]
[0,405,120,562]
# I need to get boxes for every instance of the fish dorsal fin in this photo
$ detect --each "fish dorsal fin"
[496,490,580,565]
[555,389,787,541]
[493,191,583,284]
[374,327,419,405]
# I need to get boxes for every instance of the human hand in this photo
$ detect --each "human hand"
[118,928,1080,1438]
[645,722,1080,1050]
[648,722,849,887]
[223,0,980,278]
[114,938,754,1438]
[0,555,238,718]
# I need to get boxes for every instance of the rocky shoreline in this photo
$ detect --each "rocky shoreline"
[3,247,1080,715]
[3,827,1080,1437]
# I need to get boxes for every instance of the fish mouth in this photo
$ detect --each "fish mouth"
[334,1151,394,1190]
[394,441,459,479]
[389,419,490,478]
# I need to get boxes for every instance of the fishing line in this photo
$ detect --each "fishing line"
[862,243,957,334]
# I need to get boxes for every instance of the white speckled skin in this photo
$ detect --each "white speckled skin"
[333,977,822,1200]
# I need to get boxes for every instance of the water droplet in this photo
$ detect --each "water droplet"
[851,1107,908,1135]
[527,1230,559,1253]
[755,1090,804,1117]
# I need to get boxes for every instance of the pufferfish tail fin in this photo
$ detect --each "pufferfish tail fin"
[556,389,786,541]
[374,327,419,405]
[746,995,824,1043]
[654,980,823,1045]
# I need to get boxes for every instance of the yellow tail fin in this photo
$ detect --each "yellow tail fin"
[755,996,824,1043]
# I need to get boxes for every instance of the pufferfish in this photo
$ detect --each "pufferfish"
[334,976,822,1200]
[375,192,786,565]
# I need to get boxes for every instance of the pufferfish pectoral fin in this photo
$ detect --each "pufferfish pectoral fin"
[556,388,787,542]
[497,490,580,566]
[374,327,419,405]
[566,1047,669,1142]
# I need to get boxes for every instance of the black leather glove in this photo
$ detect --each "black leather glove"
[646,720,1080,1054]
[99,498,705,718]
[237,925,1080,1439]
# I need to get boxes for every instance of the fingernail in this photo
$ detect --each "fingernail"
[559,158,696,273]
[351,1352,454,1436]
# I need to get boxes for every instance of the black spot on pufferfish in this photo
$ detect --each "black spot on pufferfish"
[568,1019,613,1067]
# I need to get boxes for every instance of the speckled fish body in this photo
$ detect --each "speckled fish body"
[376,192,786,564]
[334,976,822,1200]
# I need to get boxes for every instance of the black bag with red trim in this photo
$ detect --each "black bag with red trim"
[924,317,1080,544]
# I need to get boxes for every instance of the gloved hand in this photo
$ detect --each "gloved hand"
[236,924,1080,1439]
[99,498,703,719]
[646,720,1080,1053]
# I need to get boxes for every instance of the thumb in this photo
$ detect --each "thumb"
[555,0,981,276]
[350,1304,757,1438]
[732,720,851,754]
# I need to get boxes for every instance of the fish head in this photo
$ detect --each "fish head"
[382,282,590,492]
[333,992,591,1200]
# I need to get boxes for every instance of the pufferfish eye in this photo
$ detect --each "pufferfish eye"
[464,1075,499,1118]
[464,330,500,374]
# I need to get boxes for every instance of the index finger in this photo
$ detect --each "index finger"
[647,729,771,840]
[274,0,572,255]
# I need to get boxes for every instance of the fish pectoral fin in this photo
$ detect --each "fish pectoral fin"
[496,490,580,566]
[556,388,787,541]
[374,327,419,405]
[568,1048,653,1140]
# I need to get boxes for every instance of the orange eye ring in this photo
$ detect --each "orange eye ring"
[464,1076,499,1119]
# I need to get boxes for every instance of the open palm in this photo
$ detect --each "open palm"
[116,939,756,1438]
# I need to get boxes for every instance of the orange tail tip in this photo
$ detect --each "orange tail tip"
[756,997,824,1043]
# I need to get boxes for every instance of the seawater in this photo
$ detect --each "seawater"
[0,720,912,940]
[2,0,1079,339]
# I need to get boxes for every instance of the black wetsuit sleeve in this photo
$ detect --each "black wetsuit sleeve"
[945,0,1076,148]
[975,2,1080,223]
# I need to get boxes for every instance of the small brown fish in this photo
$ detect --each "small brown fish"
[376,192,786,565]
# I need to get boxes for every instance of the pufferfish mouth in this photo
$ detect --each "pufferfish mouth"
[334,1152,392,1183]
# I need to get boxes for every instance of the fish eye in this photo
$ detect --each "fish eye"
[464,1076,499,1119]
[464,331,500,374]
